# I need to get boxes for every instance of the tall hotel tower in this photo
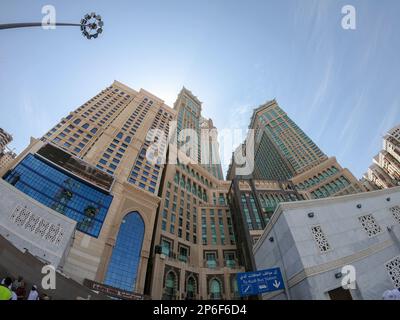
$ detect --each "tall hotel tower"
[174,87,224,180]
[1,81,176,297]
[1,81,244,300]
[226,99,365,270]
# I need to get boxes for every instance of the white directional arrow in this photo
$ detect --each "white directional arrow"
[272,280,281,289]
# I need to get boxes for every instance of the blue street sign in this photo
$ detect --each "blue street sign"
[237,267,285,297]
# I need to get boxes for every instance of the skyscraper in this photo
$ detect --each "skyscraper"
[227,99,365,271]
[249,100,327,179]
[246,99,364,198]
[1,81,176,297]
[174,87,224,180]
[362,124,400,189]
[0,81,245,300]
[0,128,12,153]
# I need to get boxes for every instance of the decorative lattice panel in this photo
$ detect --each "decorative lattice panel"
[385,256,400,288]
[389,206,400,224]
[358,214,381,237]
[311,225,331,253]
[9,205,64,245]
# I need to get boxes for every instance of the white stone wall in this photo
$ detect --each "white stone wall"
[254,187,400,300]
[0,179,76,268]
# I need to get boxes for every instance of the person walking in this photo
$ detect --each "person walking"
[27,285,39,300]
[382,288,400,300]
[0,277,13,301]
[16,281,27,300]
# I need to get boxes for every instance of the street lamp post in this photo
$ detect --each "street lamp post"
[0,12,103,39]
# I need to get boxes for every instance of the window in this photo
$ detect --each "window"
[104,212,144,292]
[205,252,217,268]
[224,252,236,268]
[385,255,400,288]
[359,214,382,237]
[4,154,113,238]
[82,123,89,129]
[90,127,98,134]
[163,271,177,300]
[73,119,81,125]
[311,225,331,253]
[178,245,189,262]
[161,239,171,256]
[390,206,400,224]
[209,278,222,300]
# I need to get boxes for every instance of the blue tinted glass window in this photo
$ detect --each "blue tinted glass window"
[104,212,144,292]
[3,154,113,238]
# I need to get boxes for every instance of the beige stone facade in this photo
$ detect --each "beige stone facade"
[1,81,244,300]
[363,124,400,190]
[148,151,244,300]
[0,128,12,153]
[0,151,16,170]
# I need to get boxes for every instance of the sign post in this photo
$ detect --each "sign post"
[237,267,285,298]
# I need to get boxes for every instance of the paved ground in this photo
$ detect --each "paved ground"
[0,235,109,300]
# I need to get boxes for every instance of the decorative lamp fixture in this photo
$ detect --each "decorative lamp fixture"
[80,13,103,39]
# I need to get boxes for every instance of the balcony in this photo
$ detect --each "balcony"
[225,260,237,269]
[205,260,218,269]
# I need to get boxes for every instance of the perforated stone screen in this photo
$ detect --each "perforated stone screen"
[311,225,331,253]
[385,256,400,288]
[358,214,381,237]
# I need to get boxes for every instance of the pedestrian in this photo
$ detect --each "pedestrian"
[27,285,39,300]
[0,277,13,300]
[16,281,27,300]
[382,288,400,300]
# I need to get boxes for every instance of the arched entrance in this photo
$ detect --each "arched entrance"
[209,278,222,300]
[104,211,144,292]
[186,276,197,299]
[163,271,177,300]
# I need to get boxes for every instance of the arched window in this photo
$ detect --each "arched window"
[104,212,144,292]
[186,276,196,299]
[163,271,177,300]
[209,278,222,300]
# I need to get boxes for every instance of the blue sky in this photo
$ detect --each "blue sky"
[1,0,399,178]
